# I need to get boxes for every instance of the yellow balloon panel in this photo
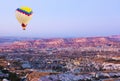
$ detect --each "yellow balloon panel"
[20,6,32,13]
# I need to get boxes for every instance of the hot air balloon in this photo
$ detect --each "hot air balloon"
[15,6,33,30]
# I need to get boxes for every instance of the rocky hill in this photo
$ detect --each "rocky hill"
[0,35,120,48]
[11,36,120,48]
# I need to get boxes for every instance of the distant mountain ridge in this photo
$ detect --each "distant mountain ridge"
[109,35,120,38]
[0,35,120,44]
[0,35,119,49]
[0,37,39,43]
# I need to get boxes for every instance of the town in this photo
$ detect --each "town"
[0,36,120,81]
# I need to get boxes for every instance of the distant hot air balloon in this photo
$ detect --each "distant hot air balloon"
[15,6,33,30]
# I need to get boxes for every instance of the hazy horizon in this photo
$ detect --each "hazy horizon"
[0,0,120,37]
[0,34,119,39]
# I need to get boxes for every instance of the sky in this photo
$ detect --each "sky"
[0,0,120,38]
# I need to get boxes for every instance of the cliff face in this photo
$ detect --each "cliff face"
[27,72,50,81]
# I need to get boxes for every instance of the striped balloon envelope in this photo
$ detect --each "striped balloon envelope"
[15,6,33,30]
